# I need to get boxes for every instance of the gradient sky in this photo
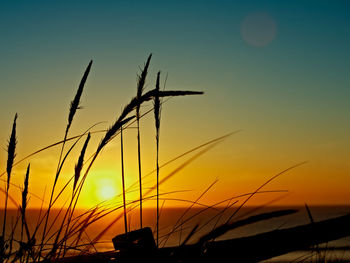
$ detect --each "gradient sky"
[0,0,350,208]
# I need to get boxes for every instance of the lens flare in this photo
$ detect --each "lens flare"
[241,12,277,47]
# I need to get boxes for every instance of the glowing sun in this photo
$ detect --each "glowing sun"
[94,178,118,201]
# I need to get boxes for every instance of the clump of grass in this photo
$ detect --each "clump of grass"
[2,54,345,263]
[0,55,205,262]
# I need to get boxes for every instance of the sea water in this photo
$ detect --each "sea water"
[1,206,350,262]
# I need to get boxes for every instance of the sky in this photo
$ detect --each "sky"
[0,0,349,209]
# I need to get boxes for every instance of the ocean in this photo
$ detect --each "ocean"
[1,206,350,262]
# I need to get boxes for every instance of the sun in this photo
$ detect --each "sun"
[80,172,122,206]
[98,184,117,200]
[94,177,119,202]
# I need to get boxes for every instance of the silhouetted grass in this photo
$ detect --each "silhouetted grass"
[3,113,17,238]
[40,60,93,260]
[1,55,341,263]
[120,126,128,234]
[154,71,161,247]
[136,54,152,229]
[0,55,204,262]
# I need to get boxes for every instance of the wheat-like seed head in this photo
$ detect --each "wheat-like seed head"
[7,113,18,189]
[67,60,93,132]
[136,54,152,118]
[154,71,161,130]
[74,133,91,191]
[21,164,30,216]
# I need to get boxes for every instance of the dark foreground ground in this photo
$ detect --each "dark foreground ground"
[55,213,350,263]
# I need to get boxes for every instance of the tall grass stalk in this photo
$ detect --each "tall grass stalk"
[136,54,152,228]
[2,113,17,240]
[57,60,93,184]
[120,126,128,234]
[154,71,161,247]
[40,60,92,258]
